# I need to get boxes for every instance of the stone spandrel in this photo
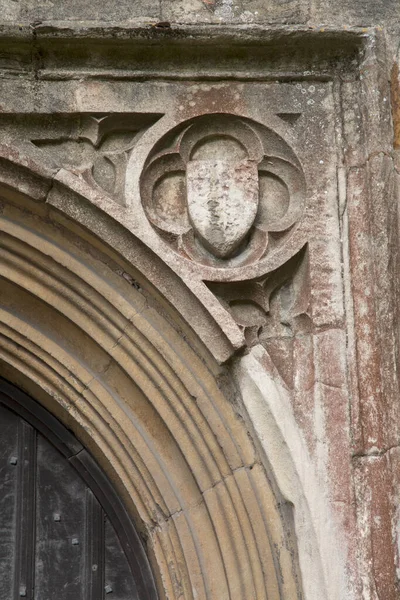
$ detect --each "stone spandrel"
[138,108,310,273]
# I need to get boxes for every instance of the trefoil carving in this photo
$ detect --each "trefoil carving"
[30,113,162,204]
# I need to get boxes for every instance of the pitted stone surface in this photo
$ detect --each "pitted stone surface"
[0,0,160,21]
[186,159,259,258]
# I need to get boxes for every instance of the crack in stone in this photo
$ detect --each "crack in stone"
[347,150,397,172]
[147,462,259,533]
[353,442,400,459]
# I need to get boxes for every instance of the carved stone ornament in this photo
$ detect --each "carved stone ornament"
[140,114,306,268]
[29,113,162,204]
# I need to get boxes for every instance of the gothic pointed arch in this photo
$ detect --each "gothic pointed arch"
[0,145,309,600]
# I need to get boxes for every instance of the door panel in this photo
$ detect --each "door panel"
[0,381,157,600]
[0,406,18,600]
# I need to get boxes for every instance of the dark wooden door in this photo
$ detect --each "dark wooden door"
[0,380,157,600]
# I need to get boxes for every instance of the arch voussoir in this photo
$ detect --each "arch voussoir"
[0,156,305,600]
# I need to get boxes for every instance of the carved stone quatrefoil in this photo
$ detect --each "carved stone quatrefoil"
[140,114,306,268]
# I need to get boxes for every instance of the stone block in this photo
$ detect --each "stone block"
[0,0,160,22]
[162,0,309,24]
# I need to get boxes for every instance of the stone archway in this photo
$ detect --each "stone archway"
[0,158,308,600]
[0,18,396,600]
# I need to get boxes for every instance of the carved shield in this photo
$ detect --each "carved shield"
[186,159,259,259]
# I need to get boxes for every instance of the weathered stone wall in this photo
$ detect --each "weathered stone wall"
[0,3,399,600]
[1,0,400,29]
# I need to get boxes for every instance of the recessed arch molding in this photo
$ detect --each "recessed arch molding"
[0,145,306,600]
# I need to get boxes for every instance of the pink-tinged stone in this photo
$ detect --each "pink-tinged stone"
[354,455,398,600]
[186,159,259,258]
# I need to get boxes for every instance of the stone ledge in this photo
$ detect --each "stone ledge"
[0,23,373,79]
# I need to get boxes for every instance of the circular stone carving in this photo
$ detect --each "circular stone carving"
[140,114,306,269]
